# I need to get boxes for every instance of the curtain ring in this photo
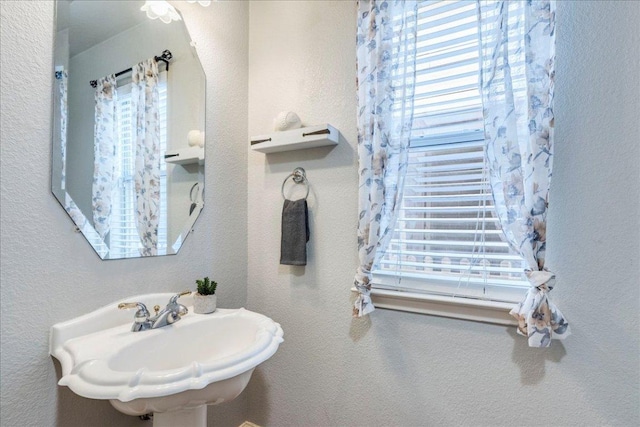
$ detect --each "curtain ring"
[281,167,310,200]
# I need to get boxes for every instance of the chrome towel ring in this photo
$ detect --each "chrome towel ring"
[281,167,309,200]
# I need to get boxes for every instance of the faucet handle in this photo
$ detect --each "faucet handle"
[118,302,144,310]
[118,302,151,332]
[118,302,150,318]
[167,291,190,319]
[169,290,192,304]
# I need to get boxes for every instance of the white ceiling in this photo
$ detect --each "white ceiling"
[58,0,150,57]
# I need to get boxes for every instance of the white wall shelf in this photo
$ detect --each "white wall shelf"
[164,147,204,165]
[250,124,339,154]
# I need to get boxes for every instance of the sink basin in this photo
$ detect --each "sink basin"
[50,293,283,426]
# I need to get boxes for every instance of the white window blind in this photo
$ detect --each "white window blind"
[110,71,168,258]
[374,0,528,304]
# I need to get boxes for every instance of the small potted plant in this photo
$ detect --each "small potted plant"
[194,277,217,314]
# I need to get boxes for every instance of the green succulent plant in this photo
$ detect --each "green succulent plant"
[195,277,217,296]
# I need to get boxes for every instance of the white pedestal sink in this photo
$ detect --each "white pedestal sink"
[50,293,284,427]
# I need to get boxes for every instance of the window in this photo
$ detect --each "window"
[371,0,528,322]
[109,72,168,258]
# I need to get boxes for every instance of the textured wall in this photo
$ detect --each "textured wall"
[246,1,639,426]
[2,1,639,426]
[0,1,249,426]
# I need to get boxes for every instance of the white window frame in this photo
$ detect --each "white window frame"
[361,0,528,325]
[368,133,522,326]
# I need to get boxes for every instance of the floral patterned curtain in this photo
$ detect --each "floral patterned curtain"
[131,59,161,256]
[92,75,118,239]
[55,69,68,191]
[354,0,418,317]
[477,0,569,347]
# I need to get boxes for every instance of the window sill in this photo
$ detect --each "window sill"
[352,288,517,326]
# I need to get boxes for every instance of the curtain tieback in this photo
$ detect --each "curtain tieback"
[525,269,555,291]
[353,275,374,317]
[522,269,555,313]
[510,268,569,347]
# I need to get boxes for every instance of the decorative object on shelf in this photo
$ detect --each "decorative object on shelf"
[194,277,217,314]
[273,111,302,131]
[251,124,339,154]
[280,168,310,266]
[188,129,205,148]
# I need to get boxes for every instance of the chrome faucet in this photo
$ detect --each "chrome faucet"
[118,291,191,332]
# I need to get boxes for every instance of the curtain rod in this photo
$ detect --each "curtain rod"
[89,49,173,88]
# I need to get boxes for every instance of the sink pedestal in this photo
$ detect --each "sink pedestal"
[109,370,253,426]
[153,406,207,427]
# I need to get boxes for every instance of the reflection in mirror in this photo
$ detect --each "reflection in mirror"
[52,1,206,259]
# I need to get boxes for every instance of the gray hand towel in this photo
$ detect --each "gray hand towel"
[280,198,310,266]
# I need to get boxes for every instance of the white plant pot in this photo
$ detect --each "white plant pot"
[193,294,217,314]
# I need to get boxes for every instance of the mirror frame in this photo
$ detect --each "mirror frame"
[51,0,206,260]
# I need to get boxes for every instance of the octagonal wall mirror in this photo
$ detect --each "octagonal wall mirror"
[52,0,206,259]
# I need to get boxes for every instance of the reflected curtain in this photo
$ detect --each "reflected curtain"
[477,0,569,347]
[131,59,161,256]
[55,69,68,191]
[92,75,118,239]
[353,0,418,317]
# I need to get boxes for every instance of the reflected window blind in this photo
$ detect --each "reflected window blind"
[374,0,527,303]
[110,71,168,258]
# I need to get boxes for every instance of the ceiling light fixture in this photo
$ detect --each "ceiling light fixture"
[186,1,212,6]
[140,1,182,24]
